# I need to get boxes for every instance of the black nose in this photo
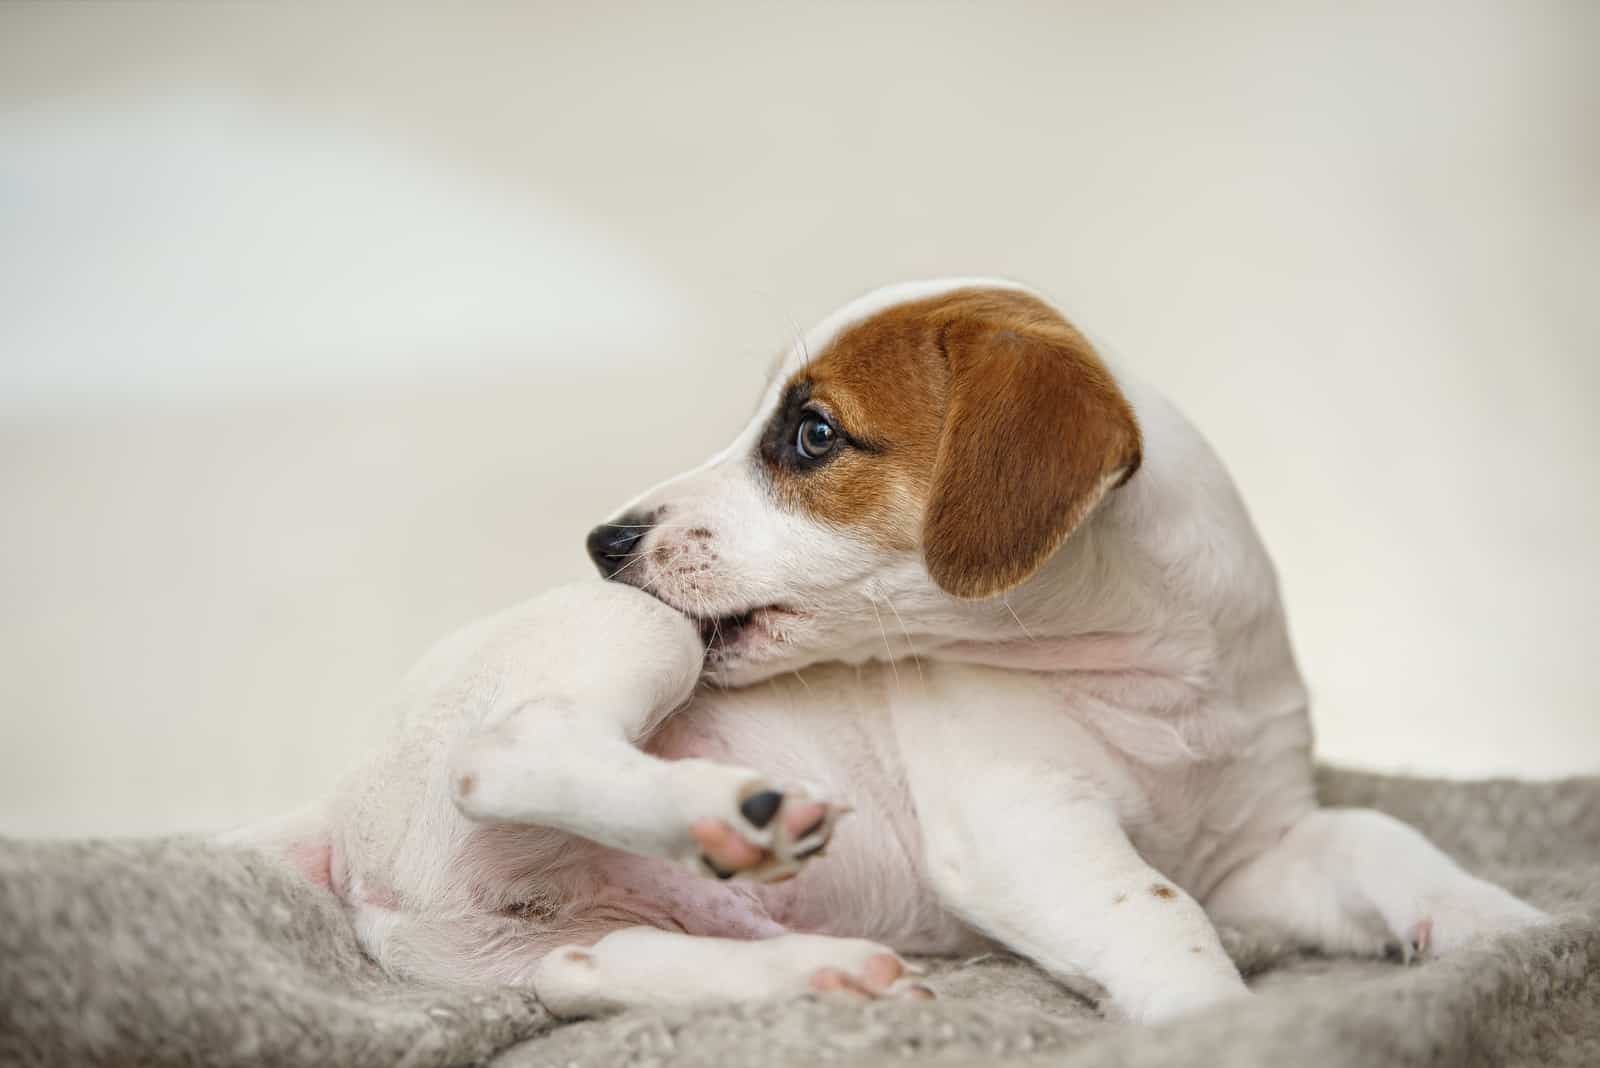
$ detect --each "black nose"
[586,513,651,578]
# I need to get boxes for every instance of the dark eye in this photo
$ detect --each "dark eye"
[795,413,838,460]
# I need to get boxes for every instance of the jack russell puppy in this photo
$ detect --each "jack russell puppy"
[243,279,1546,1023]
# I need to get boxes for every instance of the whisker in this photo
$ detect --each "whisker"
[868,596,901,692]
[1001,595,1038,643]
[598,521,705,530]
[784,309,816,376]
[624,562,668,620]
[683,586,712,673]
[694,587,724,675]
[604,551,654,582]
[882,594,925,688]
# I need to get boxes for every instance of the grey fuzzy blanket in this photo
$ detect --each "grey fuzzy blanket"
[3,768,1597,1067]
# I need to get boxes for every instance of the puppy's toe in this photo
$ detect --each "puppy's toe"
[691,818,767,878]
[806,953,927,1002]
[861,952,904,990]
[781,799,829,840]
[810,967,877,998]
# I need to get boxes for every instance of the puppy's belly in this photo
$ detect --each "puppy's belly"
[645,670,986,956]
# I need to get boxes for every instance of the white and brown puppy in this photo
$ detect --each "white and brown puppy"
[243,279,1545,1023]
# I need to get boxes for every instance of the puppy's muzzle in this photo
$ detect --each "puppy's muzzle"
[585,512,652,579]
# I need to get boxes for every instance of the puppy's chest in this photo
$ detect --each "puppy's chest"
[888,659,1307,896]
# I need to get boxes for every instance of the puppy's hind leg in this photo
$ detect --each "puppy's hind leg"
[532,927,931,1018]
[1206,807,1548,960]
[448,583,846,882]
[354,900,925,1012]
[352,903,585,988]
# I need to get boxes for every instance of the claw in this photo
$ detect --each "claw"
[1411,917,1433,959]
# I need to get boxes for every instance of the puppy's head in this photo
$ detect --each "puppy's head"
[586,280,1142,685]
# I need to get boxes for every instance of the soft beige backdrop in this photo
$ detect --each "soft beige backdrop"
[2,3,1595,836]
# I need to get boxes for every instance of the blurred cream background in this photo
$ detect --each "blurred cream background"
[1,3,1595,837]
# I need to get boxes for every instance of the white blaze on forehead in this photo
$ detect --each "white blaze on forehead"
[778,277,1040,380]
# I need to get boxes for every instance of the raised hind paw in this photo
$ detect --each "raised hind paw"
[691,782,849,884]
[452,726,847,882]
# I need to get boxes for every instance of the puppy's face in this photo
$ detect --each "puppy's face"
[587,281,1142,686]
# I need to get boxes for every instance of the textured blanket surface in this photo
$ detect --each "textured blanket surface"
[3,768,1597,1067]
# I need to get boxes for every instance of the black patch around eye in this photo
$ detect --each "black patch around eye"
[755,379,884,475]
[758,380,828,471]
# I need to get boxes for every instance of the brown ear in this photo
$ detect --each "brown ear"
[922,300,1142,599]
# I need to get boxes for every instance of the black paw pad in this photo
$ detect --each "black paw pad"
[739,790,784,829]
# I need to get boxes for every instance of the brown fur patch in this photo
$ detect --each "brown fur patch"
[764,287,1141,596]
[762,307,949,550]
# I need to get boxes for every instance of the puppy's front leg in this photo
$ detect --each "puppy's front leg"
[926,795,1246,1022]
[895,668,1248,1023]
[446,583,842,880]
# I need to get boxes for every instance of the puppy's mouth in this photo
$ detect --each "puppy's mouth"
[666,603,796,654]
[697,610,754,647]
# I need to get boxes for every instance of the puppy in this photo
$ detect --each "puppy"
[240,279,1545,1022]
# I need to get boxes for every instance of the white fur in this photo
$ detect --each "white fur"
[794,276,1034,361]
[534,928,920,1017]
[241,280,1547,1024]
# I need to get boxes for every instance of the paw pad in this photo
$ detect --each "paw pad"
[738,789,784,829]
